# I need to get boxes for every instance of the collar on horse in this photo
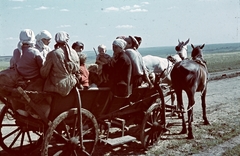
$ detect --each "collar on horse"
[167,55,177,64]
[159,56,176,82]
[193,57,207,69]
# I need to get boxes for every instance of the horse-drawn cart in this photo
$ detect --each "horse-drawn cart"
[0,73,179,155]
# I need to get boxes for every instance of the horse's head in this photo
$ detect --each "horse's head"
[191,44,205,60]
[175,38,190,60]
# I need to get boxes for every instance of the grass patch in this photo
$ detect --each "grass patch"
[205,51,240,72]
[0,62,10,71]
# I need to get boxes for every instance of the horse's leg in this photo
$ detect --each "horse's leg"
[176,90,187,134]
[201,88,210,125]
[187,107,194,139]
[186,90,195,139]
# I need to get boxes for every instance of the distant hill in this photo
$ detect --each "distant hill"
[0,56,11,62]
[0,56,11,70]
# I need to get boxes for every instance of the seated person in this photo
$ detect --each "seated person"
[76,53,89,89]
[35,30,52,60]
[41,31,80,96]
[11,29,44,78]
[41,31,80,120]
[95,44,111,82]
[117,35,153,88]
[103,39,132,98]
[72,41,84,54]
[10,29,48,118]
[95,44,111,65]
[88,63,110,87]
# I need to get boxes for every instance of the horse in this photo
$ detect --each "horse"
[143,38,190,85]
[170,44,210,139]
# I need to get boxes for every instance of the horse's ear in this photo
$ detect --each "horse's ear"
[200,44,205,49]
[184,38,190,45]
[178,39,180,43]
[191,44,194,49]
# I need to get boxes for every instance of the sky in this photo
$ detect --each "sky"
[0,0,239,56]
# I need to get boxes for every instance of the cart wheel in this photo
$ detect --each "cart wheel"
[140,103,164,148]
[0,105,43,155]
[41,108,98,156]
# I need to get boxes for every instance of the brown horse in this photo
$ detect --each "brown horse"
[170,44,210,139]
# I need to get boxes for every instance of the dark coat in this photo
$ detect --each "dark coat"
[104,52,132,98]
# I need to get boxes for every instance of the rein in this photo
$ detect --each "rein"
[160,59,174,82]
[185,104,195,112]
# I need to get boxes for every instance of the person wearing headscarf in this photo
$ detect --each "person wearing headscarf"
[10,29,44,80]
[116,35,153,88]
[41,31,80,96]
[9,29,48,118]
[40,31,80,120]
[103,38,132,98]
[35,30,52,59]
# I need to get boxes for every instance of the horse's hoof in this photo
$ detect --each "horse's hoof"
[204,120,210,125]
[180,129,187,134]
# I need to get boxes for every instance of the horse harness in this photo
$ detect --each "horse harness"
[159,55,186,82]
[159,56,175,82]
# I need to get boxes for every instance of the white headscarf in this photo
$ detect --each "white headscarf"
[17,29,35,54]
[35,30,52,50]
[112,39,127,50]
[54,31,73,62]
[55,31,69,44]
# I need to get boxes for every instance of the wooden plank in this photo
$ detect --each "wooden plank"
[101,135,136,146]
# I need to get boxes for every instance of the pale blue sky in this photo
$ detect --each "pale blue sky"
[0,0,239,56]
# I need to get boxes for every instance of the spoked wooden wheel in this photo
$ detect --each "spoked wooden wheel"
[140,103,165,149]
[0,105,43,155]
[41,108,98,156]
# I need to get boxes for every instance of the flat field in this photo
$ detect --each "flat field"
[1,51,240,72]
[204,51,240,72]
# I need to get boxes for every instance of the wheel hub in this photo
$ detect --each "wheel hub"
[153,121,161,128]
[69,137,80,149]
[69,137,79,145]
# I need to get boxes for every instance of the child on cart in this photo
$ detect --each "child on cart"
[95,44,111,82]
